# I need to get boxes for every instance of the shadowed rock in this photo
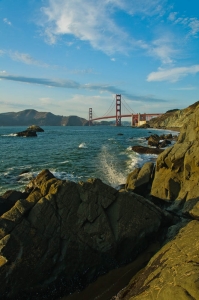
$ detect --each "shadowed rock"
[0,169,169,299]
[15,130,37,137]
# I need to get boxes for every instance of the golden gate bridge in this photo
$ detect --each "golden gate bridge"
[89,94,162,126]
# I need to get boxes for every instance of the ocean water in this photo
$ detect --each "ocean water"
[0,126,176,195]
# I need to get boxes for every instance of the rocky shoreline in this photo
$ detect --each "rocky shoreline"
[1,103,199,299]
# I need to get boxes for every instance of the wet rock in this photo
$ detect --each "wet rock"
[132,146,164,155]
[147,134,160,147]
[16,130,37,137]
[158,139,171,148]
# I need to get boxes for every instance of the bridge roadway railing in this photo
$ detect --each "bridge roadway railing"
[90,113,162,126]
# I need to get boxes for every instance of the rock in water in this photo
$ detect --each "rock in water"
[132,145,163,155]
[0,170,168,299]
[15,130,37,137]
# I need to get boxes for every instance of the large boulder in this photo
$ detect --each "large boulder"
[126,162,154,197]
[147,134,160,147]
[151,103,199,216]
[0,170,168,299]
[112,220,199,300]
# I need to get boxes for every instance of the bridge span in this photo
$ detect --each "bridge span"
[89,94,162,126]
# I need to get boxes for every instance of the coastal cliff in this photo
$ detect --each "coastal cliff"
[148,101,199,129]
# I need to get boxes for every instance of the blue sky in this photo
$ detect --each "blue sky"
[0,0,199,120]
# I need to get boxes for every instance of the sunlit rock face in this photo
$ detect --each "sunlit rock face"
[111,220,199,300]
[151,103,199,217]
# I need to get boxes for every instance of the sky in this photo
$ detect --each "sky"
[0,0,199,120]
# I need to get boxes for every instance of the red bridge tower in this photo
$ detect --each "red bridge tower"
[116,94,121,126]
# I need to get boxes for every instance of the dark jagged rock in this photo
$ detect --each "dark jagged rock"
[158,139,171,148]
[132,145,164,155]
[0,190,28,216]
[147,134,160,147]
[16,130,37,137]
[0,170,169,299]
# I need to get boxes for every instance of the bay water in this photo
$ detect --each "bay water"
[0,126,176,195]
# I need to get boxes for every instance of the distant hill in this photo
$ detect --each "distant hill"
[0,109,88,126]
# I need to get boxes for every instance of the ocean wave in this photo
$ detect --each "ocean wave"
[1,133,17,137]
[78,143,87,148]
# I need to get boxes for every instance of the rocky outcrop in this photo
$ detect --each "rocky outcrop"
[151,103,199,217]
[0,170,169,299]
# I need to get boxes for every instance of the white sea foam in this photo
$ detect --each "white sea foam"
[1,133,17,137]
[78,142,87,148]
[58,160,69,164]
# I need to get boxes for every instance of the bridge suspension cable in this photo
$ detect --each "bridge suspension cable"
[122,97,136,114]
[101,99,115,117]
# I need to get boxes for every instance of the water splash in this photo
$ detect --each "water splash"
[78,143,87,148]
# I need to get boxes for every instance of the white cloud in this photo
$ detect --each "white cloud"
[40,0,166,55]
[168,12,177,22]
[3,18,12,25]
[149,37,177,64]
[189,18,199,36]
[9,51,48,67]
[147,65,199,82]
[173,15,199,37]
